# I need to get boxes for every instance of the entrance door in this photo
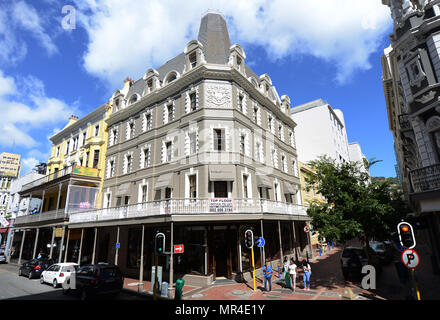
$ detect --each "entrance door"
[209,228,236,279]
[214,182,228,198]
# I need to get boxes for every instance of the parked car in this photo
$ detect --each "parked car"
[340,246,382,280]
[0,249,6,264]
[40,263,79,288]
[18,258,55,279]
[63,263,124,300]
[369,241,393,265]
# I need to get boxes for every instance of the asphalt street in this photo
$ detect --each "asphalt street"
[0,263,143,300]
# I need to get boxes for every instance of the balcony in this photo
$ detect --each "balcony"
[14,210,67,226]
[410,164,440,193]
[21,165,100,192]
[398,114,411,131]
[69,198,308,224]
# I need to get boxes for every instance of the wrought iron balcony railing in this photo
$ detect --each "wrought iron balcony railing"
[410,164,440,193]
[69,198,308,224]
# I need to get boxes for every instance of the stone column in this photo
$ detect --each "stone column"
[32,228,40,259]
[138,225,145,293]
[49,227,55,259]
[64,229,71,262]
[77,228,84,265]
[55,183,62,214]
[260,219,265,265]
[278,220,283,263]
[91,227,97,264]
[39,190,46,214]
[6,229,15,263]
[58,226,65,263]
[18,230,26,265]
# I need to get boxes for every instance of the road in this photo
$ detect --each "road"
[0,263,143,300]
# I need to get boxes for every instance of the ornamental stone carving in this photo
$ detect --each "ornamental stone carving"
[205,83,232,108]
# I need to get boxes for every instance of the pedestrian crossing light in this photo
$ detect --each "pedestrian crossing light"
[245,229,254,248]
[397,222,416,249]
[155,232,165,254]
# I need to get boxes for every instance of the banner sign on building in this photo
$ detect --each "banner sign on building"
[209,198,234,213]
[0,216,10,228]
[55,227,64,238]
[72,165,99,177]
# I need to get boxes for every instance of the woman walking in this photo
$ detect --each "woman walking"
[302,259,312,290]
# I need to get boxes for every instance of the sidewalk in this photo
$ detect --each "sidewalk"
[182,247,382,301]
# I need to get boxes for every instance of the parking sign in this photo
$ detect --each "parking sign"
[401,248,420,269]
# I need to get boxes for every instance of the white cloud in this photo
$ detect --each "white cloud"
[0,1,58,65]
[74,0,392,87]
[21,157,40,176]
[0,70,77,149]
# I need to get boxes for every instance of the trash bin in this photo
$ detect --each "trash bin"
[175,278,184,300]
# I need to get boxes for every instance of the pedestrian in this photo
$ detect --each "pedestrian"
[289,258,297,292]
[283,256,289,273]
[262,261,273,294]
[302,259,311,290]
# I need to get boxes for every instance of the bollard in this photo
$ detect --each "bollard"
[278,262,281,279]
[175,278,184,300]
[328,242,331,252]
[161,281,168,297]
[319,248,322,256]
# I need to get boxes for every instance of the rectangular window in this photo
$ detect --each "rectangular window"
[189,132,197,155]
[240,135,245,154]
[112,129,117,145]
[65,141,70,154]
[147,79,153,92]
[95,124,100,137]
[189,52,197,68]
[141,185,148,203]
[56,146,60,157]
[109,160,114,177]
[253,107,258,123]
[146,113,152,130]
[143,148,150,167]
[82,132,87,146]
[238,95,244,112]
[93,150,100,169]
[243,175,249,198]
[189,175,197,199]
[167,104,174,122]
[268,115,273,132]
[190,93,197,111]
[166,142,172,162]
[126,155,132,173]
[129,122,135,138]
[213,129,225,151]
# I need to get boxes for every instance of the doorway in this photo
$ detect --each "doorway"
[208,227,237,279]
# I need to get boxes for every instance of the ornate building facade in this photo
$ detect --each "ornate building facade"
[382,0,440,274]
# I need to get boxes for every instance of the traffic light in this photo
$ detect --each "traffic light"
[244,229,254,248]
[155,232,165,254]
[397,222,416,249]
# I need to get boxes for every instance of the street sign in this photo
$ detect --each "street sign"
[116,242,120,249]
[256,237,265,248]
[304,226,310,233]
[174,244,184,254]
[401,249,420,269]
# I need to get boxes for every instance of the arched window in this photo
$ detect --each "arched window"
[129,94,138,105]
[165,72,177,84]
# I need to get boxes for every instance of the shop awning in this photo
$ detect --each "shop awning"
[256,175,273,189]
[115,183,131,196]
[283,182,297,194]
[154,173,174,190]
[209,165,235,181]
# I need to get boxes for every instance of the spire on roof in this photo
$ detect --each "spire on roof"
[197,12,231,65]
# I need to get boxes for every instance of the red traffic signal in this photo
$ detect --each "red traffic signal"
[397,222,416,249]
[244,229,254,248]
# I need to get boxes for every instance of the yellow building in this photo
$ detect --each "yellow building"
[299,161,327,252]
[47,103,112,209]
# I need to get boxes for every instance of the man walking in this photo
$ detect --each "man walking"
[262,261,273,293]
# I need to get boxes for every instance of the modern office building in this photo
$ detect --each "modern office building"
[382,0,440,275]
[290,99,351,164]
[348,142,370,176]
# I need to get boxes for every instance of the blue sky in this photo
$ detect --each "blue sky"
[0,0,396,177]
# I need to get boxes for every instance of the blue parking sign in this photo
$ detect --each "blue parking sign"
[116,242,120,249]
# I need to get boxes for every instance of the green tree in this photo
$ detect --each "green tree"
[305,156,409,262]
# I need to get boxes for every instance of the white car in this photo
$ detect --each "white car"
[40,263,79,288]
